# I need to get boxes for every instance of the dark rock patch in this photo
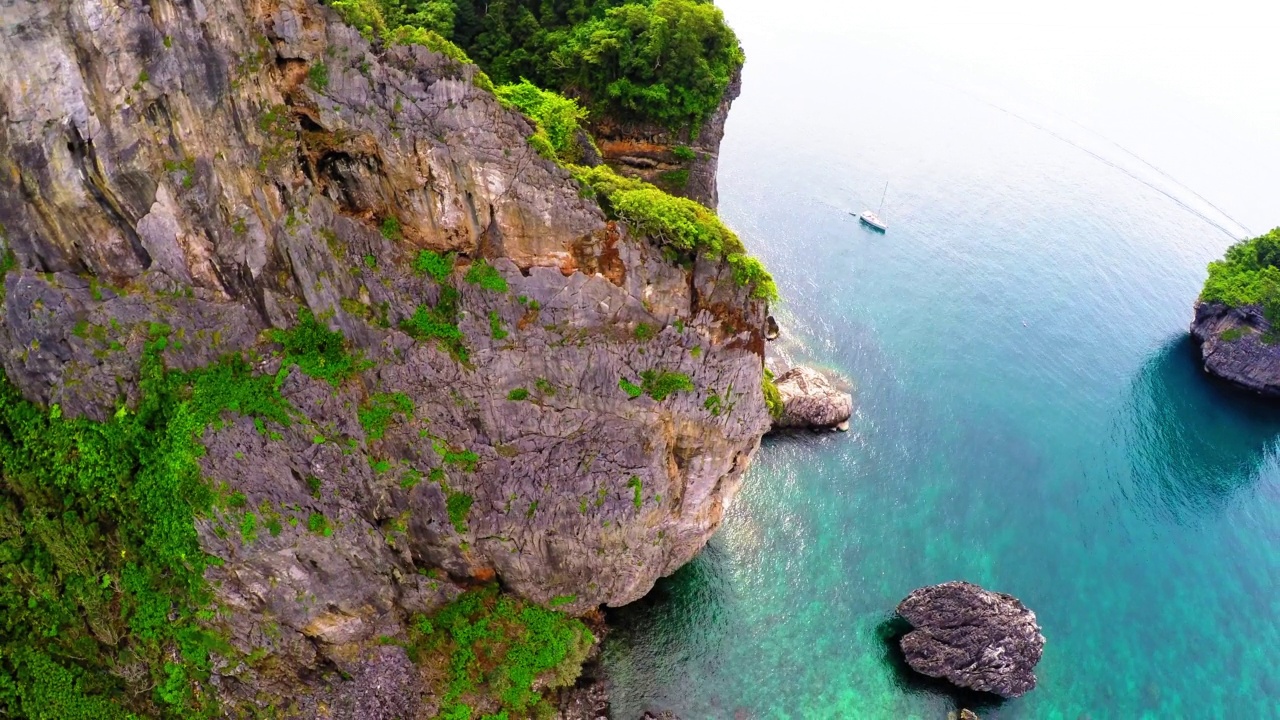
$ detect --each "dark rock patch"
[896,581,1045,699]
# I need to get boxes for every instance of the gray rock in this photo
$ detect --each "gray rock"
[897,581,1046,699]
[1189,300,1280,396]
[556,679,610,720]
[771,366,853,431]
[0,0,770,710]
[765,314,780,341]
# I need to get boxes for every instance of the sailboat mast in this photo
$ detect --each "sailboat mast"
[878,181,888,213]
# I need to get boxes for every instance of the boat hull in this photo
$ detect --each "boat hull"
[859,214,887,232]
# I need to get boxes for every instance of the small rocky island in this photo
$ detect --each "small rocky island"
[896,581,1046,699]
[1191,228,1280,395]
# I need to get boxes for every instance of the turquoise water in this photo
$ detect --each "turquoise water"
[601,2,1280,718]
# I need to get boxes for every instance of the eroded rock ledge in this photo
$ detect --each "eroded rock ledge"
[1189,301,1280,396]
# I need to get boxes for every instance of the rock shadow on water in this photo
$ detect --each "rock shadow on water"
[875,615,1008,716]
[1119,336,1280,523]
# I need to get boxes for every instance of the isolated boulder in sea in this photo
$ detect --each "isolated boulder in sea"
[896,581,1045,698]
[771,366,853,431]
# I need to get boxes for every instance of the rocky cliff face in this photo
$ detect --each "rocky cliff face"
[590,68,742,210]
[0,0,769,711]
[1190,301,1280,396]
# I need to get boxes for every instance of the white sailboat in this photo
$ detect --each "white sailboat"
[858,182,889,232]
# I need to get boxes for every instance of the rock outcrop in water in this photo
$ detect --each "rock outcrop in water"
[896,581,1045,698]
[771,366,853,431]
[1189,301,1280,396]
[0,0,769,713]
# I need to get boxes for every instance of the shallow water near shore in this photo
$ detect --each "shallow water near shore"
[601,1,1280,717]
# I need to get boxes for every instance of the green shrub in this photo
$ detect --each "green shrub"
[488,310,509,340]
[571,164,777,301]
[464,259,509,292]
[495,80,590,163]
[402,292,468,362]
[639,369,693,401]
[434,440,480,472]
[307,513,333,536]
[414,249,456,283]
[270,309,365,387]
[1221,327,1252,342]
[703,391,722,417]
[379,217,402,240]
[659,168,690,188]
[445,490,473,533]
[359,392,414,440]
[307,61,330,90]
[324,0,388,38]
[507,388,529,401]
[634,323,654,341]
[673,145,697,162]
[406,586,592,717]
[762,368,783,421]
[619,377,643,399]
[626,475,642,509]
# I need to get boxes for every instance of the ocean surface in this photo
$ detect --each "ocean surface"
[600,1,1280,718]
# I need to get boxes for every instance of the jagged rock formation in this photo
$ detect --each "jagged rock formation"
[771,366,853,431]
[897,581,1046,699]
[0,0,770,712]
[592,68,742,209]
[556,680,610,720]
[1189,301,1280,396]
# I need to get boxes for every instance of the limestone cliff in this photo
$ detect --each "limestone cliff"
[0,0,770,713]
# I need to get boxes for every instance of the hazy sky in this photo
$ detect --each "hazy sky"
[722,0,1280,231]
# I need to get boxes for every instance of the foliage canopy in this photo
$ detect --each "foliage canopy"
[1201,228,1280,314]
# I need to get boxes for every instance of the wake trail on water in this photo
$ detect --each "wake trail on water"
[968,94,1248,241]
[1060,117,1255,238]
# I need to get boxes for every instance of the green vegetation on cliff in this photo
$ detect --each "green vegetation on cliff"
[0,331,292,718]
[404,585,593,718]
[762,367,783,421]
[1201,228,1280,315]
[572,164,778,300]
[334,0,742,130]
[451,0,742,130]
[495,80,592,163]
